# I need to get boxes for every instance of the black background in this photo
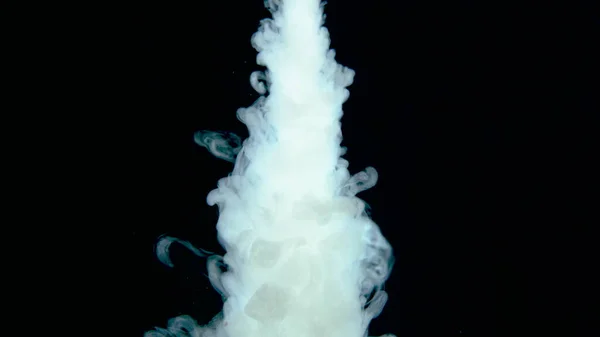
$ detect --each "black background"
[121,1,597,336]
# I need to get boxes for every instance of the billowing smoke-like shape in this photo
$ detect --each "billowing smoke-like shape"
[146,0,395,336]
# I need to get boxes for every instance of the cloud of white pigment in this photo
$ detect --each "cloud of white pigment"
[146,1,395,336]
